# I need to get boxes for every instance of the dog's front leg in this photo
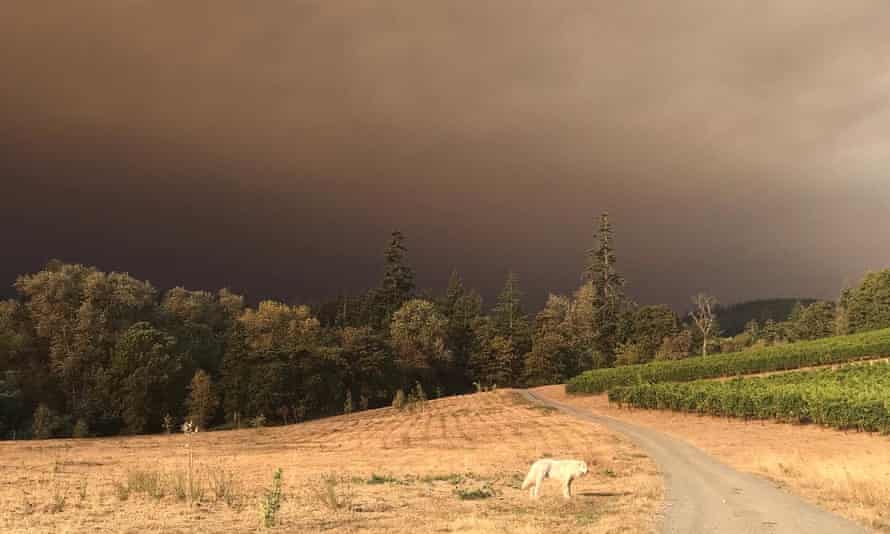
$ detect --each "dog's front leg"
[563,477,573,499]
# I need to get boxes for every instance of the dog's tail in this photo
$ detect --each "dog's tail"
[521,464,537,490]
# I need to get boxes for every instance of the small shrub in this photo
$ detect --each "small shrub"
[171,470,204,503]
[392,389,406,410]
[261,468,283,527]
[407,382,427,412]
[455,485,494,500]
[162,414,174,434]
[311,473,353,512]
[209,469,243,509]
[171,471,187,501]
[344,390,353,415]
[72,419,90,438]
[127,470,164,499]
[250,414,267,428]
[48,488,67,513]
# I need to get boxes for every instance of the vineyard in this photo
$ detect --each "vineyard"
[607,361,890,433]
[566,327,890,394]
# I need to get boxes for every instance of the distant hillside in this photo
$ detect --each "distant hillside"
[717,298,819,336]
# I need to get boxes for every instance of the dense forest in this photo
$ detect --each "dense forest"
[715,299,819,336]
[2,214,888,439]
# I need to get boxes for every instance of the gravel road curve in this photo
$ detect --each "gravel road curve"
[521,389,868,534]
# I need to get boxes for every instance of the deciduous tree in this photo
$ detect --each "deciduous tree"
[690,293,719,356]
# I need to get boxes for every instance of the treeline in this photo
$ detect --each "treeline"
[715,298,818,336]
[2,216,890,439]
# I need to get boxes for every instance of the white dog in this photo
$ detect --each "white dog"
[521,459,588,499]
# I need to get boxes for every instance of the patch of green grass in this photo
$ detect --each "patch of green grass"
[365,473,400,485]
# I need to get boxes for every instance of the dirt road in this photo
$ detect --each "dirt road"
[522,389,868,534]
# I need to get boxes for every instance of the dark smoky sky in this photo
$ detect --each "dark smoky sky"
[2,1,890,311]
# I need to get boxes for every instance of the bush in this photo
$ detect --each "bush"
[72,419,90,438]
[567,327,890,394]
[310,473,353,513]
[455,484,495,500]
[250,414,267,428]
[209,469,244,509]
[343,390,353,415]
[391,389,406,410]
[162,414,174,434]
[614,342,645,366]
[406,382,427,411]
[31,404,60,439]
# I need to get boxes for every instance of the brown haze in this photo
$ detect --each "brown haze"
[2,1,889,308]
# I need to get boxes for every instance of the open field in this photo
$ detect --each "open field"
[567,327,890,394]
[543,385,890,532]
[609,360,890,432]
[0,391,661,534]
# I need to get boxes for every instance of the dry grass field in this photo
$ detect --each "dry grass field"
[536,385,890,532]
[0,391,661,534]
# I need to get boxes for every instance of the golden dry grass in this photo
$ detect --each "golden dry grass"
[0,391,661,533]
[537,385,890,533]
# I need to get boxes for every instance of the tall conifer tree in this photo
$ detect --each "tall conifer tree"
[583,213,627,363]
[378,231,415,324]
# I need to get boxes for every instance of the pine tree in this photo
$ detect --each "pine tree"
[438,271,481,393]
[583,213,626,302]
[378,231,415,323]
[582,213,627,362]
[491,272,531,358]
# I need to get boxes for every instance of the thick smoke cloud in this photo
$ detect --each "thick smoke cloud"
[2,1,889,309]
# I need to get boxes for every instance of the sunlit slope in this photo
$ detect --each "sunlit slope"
[0,391,661,534]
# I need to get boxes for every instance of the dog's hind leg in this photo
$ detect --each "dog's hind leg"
[562,477,573,499]
[533,470,546,498]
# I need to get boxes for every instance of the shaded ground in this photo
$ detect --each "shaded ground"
[0,391,661,533]
[526,388,868,534]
